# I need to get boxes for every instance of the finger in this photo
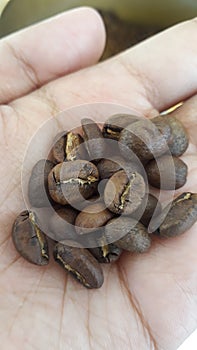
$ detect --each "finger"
[119,18,197,111]
[0,7,106,104]
[171,96,197,192]
[169,95,197,149]
[14,17,197,125]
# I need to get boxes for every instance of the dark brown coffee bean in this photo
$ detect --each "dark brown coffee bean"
[121,160,146,177]
[152,115,189,156]
[96,178,109,198]
[52,131,86,163]
[132,193,162,227]
[151,115,173,143]
[66,132,87,161]
[51,132,67,163]
[156,192,197,237]
[75,195,100,211]
[167,116,189,156]
[81,118,106,160]
[119,119,169,162]
[104,170,146,215]
[75,202,114,235]
[53,242,104,288]
[97,157,123,179]
[89,243,122,263]
[103,114,140,140]
[75,228,104,248]
[12,210,49,265]
[49,207,78,242]
[48,160,99,205]
[97,156,143,179]
[105,217,151,253]
[28,159,54,208]
[145,155,188,190]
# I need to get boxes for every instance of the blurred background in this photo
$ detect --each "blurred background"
[0,0,197,59]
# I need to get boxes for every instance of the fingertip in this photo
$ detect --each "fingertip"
[0,6,107,101]
[71,7,106,63]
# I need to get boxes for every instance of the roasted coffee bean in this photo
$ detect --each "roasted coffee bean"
[152,115,189,156]
[97,178,109,198]
[75,202,114,235]
[51,131,66,163]
[119,119,169,162]
[154,192,197,237]
[51,132,67,163]
[103,114,140,140]
[145,155,188,190]
[89,243,122,263]
[49,207,78,242]
[81,118,106,160]
[12,210,49,265]
[53,242,104,288]
[105,217,151,253]
[28,159,54,207]
[97,157,123,179]
[48,160,99,205]
[167,116,189,156]
[151,115,173,143]
[76,228,104,248]
[104,170,146,215]
[132,193,162,227]
[76,195,102,211]
[11,111,194,291]
[97,156,143,179]
[52,131,86,163]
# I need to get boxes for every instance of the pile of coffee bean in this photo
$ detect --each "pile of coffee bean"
[12,114,197,289]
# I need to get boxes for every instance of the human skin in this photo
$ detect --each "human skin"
[0,7,196,350]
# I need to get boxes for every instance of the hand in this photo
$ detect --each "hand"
[0,8,196,350]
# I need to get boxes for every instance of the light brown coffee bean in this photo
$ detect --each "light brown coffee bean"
[145,155,188,190]
[28,159,54,208]
[48,160,99,205]
[105,217,151,253]
[104,170,146,215]
[156,192,197,237]
[119,119,169,162]
[12,210,49,265]
[102,114,140,140]
[81,118,106,160]
[75,202,114,235]
[49,207,78,242]
[52,131,86,163]
[53,242,104,288]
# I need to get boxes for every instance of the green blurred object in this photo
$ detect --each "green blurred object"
[99,10,161,60]
[0,0,197,59]
[0,0,10,17]
[1,0,197,37]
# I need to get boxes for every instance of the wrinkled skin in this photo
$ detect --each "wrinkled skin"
[0,8,197,350]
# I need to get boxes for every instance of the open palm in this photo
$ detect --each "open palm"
[0,8,196,350]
